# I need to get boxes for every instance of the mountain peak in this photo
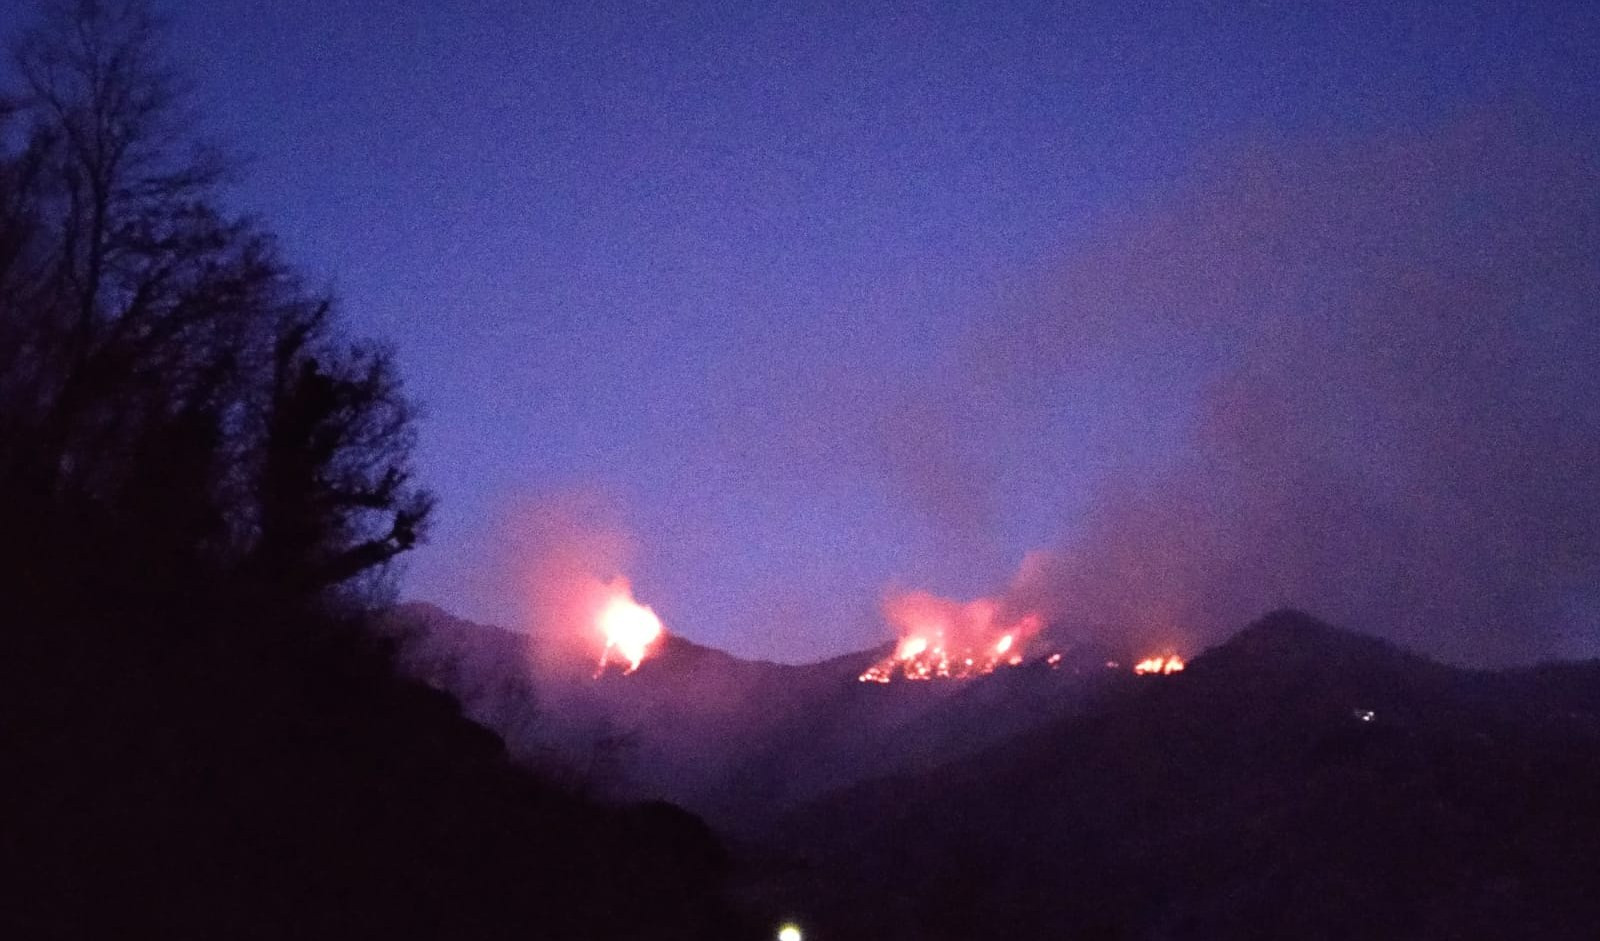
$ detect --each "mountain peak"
[1193,607,1427,679]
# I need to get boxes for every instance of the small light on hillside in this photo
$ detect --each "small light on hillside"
[1354,709,1376,722]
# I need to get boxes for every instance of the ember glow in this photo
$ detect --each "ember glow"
[594,577,664,675]
[859,591,1042,682]
[1133,653,1185,675]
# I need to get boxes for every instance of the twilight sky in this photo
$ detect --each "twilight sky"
[60,1,1597,662]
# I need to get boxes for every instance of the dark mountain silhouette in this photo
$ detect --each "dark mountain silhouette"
[377,601,1600,941]
[765,610,1600,940]
[4,591,759,940]
[384,603,1130,833]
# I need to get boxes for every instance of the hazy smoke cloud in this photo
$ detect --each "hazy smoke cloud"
[974,112,1600,665]
[455,489,645,670]
[419,112,1597,669]
[881,587,1043,656]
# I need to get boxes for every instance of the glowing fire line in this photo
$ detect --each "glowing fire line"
[858,624,1035,683]
[1133,653,1185,675]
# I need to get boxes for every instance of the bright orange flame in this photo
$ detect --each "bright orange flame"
[858,591,1044,682]
[594,577,664,675]
[1133,653,1185,675]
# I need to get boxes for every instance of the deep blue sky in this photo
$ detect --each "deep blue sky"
[61,0,1595,660]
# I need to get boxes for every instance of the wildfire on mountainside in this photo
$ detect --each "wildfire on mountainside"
[581,574,1185,683]
[593,577,664,675]
[1134,653,1185,675]
[857,591,1043,682]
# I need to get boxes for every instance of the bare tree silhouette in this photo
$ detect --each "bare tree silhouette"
[0,0,432,606]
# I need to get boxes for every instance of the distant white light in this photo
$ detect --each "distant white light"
[777,924,802,941]
[1355,709,1376,722]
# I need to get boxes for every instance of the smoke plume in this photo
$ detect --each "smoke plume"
[970,111,1600,664]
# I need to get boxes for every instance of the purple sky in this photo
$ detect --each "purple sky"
[61,1,1598,661]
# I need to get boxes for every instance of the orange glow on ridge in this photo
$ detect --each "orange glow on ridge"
[858,591,1044,683]
[594,577,664,675]
[1133,653,1185,675]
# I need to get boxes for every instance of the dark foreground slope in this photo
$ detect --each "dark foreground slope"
[3,593,756,941]
[767,610,1600,941]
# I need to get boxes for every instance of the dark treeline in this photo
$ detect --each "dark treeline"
[0,2,750,937]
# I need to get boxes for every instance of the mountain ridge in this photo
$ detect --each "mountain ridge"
[761,608,1600,940]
